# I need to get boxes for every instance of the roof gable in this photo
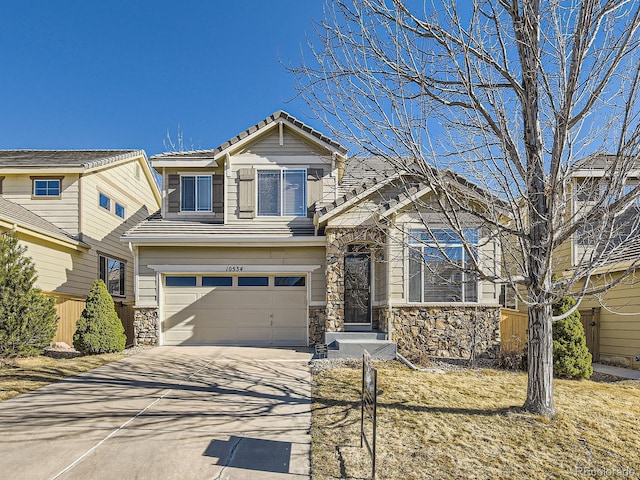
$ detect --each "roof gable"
[150,110,347,163]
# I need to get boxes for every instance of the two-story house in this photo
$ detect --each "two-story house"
[123,112,502,359]
[562,155,640,369]
[0,150,161,343]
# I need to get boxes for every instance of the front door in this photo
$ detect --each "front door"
[344,252,371,327]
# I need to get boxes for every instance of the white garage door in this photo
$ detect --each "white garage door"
[162,275,307,346]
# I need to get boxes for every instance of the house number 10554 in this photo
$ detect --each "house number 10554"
[225,266,243,272]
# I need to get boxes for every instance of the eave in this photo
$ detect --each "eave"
[123,235,327,248]
[0,219,90,251]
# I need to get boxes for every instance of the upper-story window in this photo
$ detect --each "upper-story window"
[98,192,126,219]
[99,193,111,211]
[181,175,212,212]
[408,228,478,303]
[115,202,126,219]
[32,178,61,198]
[257,169,306,216]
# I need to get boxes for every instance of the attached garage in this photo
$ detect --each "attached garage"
[162,274,308,346]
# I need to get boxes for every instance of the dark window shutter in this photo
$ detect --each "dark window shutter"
[99,255,106,283]
[306,168,324,217]
[119,261,126,296]
[167,174,180,213]
[213,175,224,216]
[238,168,255,218]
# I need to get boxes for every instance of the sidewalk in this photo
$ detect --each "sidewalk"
[592,363,640,380]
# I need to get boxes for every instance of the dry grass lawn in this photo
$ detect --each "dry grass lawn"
[311,361,640,480]
[0,353,124,401]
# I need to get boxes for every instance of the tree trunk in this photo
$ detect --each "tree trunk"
[523,299,555,417]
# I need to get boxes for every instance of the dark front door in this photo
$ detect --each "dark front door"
[344,253,371,325]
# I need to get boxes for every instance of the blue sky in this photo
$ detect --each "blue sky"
[0,1,326,157]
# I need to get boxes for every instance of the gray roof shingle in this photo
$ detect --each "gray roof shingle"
[0,150,144,169]
[121,211,316,241]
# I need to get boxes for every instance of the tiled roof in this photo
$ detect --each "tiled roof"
[151,111,347,160]
[122,211,316,241]
[0,197,87,246]
[598,235,640,267]
[318,156,508,219]
[316,157,398,218]
[0,150,144,169]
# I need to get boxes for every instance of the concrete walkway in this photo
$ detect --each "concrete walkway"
[592,362,640,380]
[0,346,312,480]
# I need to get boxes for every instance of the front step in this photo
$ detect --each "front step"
[322,332,397,360]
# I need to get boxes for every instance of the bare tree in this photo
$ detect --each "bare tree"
[292,0,640,417]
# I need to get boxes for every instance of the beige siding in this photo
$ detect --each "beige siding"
[14,235,84,295]
[2,173,80,234]
[137,245,327,306]
[78,159,160,303]
[578,274,640,369]
[241,127,329,157]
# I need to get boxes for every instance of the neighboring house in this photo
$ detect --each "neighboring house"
[0,150,161,342]
[122,111,502,358]
[564,156,640,369]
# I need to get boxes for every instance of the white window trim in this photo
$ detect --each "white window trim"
[406,228,479,304]
[32,177,62,198]
[180,174,213,213]
[255,167,307,218]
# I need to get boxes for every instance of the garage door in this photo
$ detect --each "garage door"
[162,275,307,346]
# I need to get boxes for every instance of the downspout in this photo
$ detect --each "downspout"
[78,173,83,242]
[386,216,394,340]
[129,242,138,305]
[225,152,231,225]
[161,167,166,216]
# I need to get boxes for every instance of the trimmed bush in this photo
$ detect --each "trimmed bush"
[0,231,58,357]
[552,296,593,379]
[73,280,126,354]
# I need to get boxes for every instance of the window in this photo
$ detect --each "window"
[33,179,61,197]
[238,276,269,287]
[115,202,125,219]
[99,255,125,296]
[99,193,111,211]
[165,276,197,287]
[202,276,233,287]
[257,169,306,216]
[408,229,478,303]
[275,276,306,286]
[181,175,212,212]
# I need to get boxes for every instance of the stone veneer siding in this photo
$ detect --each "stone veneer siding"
[134,307,159,346]
[325,226,386,333]
[309,306,326,345]
[391,305,501,359]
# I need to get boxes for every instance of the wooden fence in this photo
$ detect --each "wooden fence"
[500,308,528,353]
[50,294,135,347]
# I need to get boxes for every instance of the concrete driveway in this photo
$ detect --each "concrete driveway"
[0,346,312,480]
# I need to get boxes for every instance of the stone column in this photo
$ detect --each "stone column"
[133,307,159,346]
